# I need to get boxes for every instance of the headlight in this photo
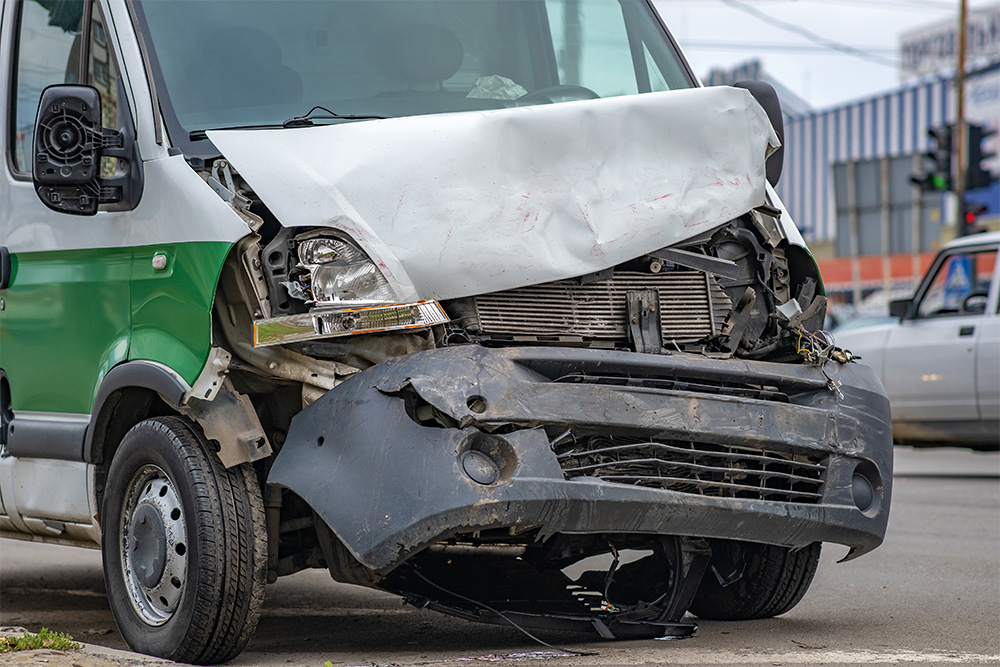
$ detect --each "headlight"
[295,237,395,306]
[256,234,449,347]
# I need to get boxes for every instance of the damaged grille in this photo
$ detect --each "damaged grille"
[474,271,732,344]
[554,436,826,504]
[552,373,791,403]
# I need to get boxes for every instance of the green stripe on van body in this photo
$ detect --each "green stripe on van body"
[1,247,132,415]
[0,241,234,416]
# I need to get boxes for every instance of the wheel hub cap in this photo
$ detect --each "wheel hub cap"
[129,503,167,588]
[120,465,188,626]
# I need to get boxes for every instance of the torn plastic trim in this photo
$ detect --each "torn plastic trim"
[391,534,710,641]
[201,159,264,232]
[267,345,891,574]
[179,377,272,468]
[180,349,273,468]
[183,346,232,404]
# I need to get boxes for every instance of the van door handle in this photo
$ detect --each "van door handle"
[959,326,975,337]
[0,247,10,290]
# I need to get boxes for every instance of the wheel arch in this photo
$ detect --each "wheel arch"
[86,361,189,505]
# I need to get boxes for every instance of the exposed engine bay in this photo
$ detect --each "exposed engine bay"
[180,86,886,644]
[192,158,887,644]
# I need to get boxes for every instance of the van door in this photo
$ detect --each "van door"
[1,0,130,461]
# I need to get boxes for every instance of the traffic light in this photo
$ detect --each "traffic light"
[966,124,997,190]
[960,200,988,236]
[910,125,953,192]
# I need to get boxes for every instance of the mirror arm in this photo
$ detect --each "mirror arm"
[101,76,144,212]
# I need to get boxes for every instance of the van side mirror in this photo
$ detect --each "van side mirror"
[32,82,142,216]
[733,80,784,188]
[889,298,912,319]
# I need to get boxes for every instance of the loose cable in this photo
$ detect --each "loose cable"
[412,570,598,657]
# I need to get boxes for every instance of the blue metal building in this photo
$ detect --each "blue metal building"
[775,62,1000,243]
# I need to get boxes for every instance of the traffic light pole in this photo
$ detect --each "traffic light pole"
[955,0,968,234]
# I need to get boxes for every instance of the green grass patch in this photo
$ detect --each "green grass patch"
[0,628,81,653]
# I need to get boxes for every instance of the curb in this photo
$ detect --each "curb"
[0,628,178,667]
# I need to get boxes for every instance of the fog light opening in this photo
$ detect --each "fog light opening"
[852,472,874,512]
[461,450,500,486]
[459,433,517,485]
[466,395,487,414]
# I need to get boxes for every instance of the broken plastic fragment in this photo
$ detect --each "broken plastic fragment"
[280,281,309,301]
[777,299,803,321]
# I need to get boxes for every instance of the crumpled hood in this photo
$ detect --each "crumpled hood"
[209,86,780,301]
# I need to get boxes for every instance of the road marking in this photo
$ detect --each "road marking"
[350,649,1000,667]
[624,648,1000,664]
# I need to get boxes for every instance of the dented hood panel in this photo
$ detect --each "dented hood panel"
[209,87,779,301]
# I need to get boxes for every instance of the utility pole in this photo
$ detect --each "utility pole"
[954,0,968,233]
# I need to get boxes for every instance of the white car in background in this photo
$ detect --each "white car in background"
[836,232,1000,450]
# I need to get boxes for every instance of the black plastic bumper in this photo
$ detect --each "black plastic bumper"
[268,345,892,574]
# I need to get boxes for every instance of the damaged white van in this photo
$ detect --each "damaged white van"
[0,0,892,663]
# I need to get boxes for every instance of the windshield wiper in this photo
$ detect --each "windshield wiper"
[188,107,387,140]
[282,105,386,128]
[189,124,285,141]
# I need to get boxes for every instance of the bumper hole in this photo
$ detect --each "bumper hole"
[852,472,874,512]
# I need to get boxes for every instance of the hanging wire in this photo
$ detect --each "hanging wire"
[716,0,901,69]
[412,570,598,657]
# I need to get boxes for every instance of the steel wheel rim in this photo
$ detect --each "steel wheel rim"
[119,464,188,626]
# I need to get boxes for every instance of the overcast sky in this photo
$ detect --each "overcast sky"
[653,0,998,110]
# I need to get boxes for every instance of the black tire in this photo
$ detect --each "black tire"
[688,540,821,621]
[102,416,266,664]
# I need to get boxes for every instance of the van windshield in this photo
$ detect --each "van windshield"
[133,0,693,142]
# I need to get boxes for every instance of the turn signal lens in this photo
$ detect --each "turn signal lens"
[253,300,449,347]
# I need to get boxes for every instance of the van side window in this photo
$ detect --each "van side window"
[916,249,998,318]
[87,1,120,179]
[9,0,85,173]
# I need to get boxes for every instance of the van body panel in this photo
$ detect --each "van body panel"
[2,156,253,253]
[209,86,779,302]
[0,246,132,414]
[0,458,94,525]
[130,240,235,384]
[2,152,253,414]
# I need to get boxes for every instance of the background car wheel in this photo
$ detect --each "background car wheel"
[102,416,266,664]
[688,540,821,621]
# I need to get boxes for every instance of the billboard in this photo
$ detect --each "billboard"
[900,5,1000,78]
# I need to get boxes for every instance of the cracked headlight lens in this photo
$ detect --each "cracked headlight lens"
[297,238,395,306]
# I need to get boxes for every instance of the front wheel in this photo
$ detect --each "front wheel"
[688,540,821,621]
[102,416,266,664]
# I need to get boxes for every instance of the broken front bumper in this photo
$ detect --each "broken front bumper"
[268,345,892,575]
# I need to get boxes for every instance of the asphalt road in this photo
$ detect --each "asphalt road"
[2,446,998,667]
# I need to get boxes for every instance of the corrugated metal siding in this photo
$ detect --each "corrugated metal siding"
[778,73,960,242]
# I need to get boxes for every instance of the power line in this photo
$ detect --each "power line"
[714,0,902,69]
